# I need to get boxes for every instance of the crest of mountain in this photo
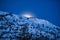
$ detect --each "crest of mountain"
[0,11,60,40]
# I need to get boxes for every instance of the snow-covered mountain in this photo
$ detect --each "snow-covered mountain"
[0,11,60,40]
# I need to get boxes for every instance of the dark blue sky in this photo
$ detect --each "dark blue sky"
[0,0,60,26]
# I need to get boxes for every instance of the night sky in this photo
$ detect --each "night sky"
[0,0,60,26]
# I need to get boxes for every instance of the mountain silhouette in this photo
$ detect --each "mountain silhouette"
[0,11,60,40]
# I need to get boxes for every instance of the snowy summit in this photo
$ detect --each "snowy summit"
[0,11,60,40]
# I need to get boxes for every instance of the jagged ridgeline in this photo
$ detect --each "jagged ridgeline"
[0,11,60,40]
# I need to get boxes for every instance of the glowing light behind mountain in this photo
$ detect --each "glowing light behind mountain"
[21,12,35,18]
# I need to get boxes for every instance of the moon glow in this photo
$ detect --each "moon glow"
[21,12,34,18]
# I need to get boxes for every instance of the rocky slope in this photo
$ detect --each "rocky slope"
[0,11,60,40]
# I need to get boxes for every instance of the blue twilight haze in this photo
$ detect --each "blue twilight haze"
[0,0,60,26]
